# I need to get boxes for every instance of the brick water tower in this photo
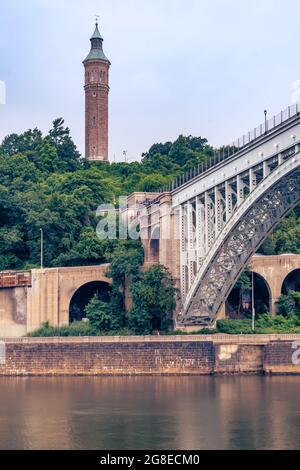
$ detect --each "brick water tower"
[83,22,110,162]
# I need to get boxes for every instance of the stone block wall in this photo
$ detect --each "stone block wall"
[0,338,299,376]
[214,344,264,374]
[0,341,215,376]
[264,341,300,374]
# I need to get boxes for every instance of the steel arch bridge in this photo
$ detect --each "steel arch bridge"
[180,159,300,325]
[126,104,300,326]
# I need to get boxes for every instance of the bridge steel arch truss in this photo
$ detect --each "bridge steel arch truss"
[178,150,300,326]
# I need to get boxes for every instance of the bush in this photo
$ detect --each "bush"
[216,319,254,334]
[84,297,113,333]
[27,321,95,337]
[129,265,177,335]
[175,315,300,335]
[276,291,300,318]
[27,321,135,337]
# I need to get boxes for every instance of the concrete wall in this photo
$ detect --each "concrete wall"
[0,336,299,376]
[0,288,27,337]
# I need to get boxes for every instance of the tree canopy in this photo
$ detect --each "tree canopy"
[0,119,299,271]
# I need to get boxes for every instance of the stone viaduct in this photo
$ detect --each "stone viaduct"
[0,255,299,337]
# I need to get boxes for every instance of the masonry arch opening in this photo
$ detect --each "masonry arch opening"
[282,269,300,295]
[226,272,271,319]
[149,226,160,263]
[69,281,112,323]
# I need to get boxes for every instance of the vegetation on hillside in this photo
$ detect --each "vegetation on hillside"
[1,119,300,335]
[0,120,215,270]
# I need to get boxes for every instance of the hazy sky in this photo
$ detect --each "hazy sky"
[1,0,300,162]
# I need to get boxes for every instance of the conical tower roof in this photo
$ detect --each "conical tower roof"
[84,23,110,64]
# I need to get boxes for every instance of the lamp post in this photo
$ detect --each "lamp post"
[40,228,44,270]
[264,110,268,134]
[252,271,255,331]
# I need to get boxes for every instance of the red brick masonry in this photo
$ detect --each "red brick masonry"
[0,335,300,376]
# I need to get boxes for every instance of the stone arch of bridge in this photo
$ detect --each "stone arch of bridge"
[57,266,112,326]
[148,226,160,264]
[282,269,300,295]
[181,154,300,326]
[226,271,271,319]
[250,255,300,315]
[69,280,112,323]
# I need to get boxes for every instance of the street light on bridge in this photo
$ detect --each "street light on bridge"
[264,110,268,134]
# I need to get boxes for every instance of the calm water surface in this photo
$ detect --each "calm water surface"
[0,376,299,450]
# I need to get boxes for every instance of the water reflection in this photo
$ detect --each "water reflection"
[0,376,299,450]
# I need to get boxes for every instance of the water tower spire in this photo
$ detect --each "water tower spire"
[83,20,110,162]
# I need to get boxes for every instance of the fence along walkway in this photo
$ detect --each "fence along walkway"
[160,103,300,193]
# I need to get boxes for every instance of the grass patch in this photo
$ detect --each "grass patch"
[176,315,300,335]
[27,321,135,337]
[27,314,300,337]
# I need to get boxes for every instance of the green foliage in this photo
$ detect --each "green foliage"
[142,135,213,171]
[216,319,254,334]
[28,321,134,337]
[1,120,299,270]
[0,124,216,270]
[236,269,252,291]
[106,240,144,289]
[216,315,300,334]
[175,314,300,335]
[276,291,300,318]
[138,174,169,192]
[84,297,113,333]
[27,321,94,337]
[259,211,300,255]
[129,265,177,334]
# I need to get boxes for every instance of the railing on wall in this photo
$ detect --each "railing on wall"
[0,271,32,288]
[158,103,300,194]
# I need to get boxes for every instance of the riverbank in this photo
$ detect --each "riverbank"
[0,335,300,376]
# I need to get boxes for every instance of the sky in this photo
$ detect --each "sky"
[1,0,300,162]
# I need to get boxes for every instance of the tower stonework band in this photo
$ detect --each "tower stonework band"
[84,23,110,162]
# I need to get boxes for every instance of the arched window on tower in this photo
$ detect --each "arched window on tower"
[92,147,96,157]
[93,116,96,127]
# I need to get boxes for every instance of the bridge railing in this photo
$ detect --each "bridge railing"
[158,102,300,194]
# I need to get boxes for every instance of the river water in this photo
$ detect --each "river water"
[0,376,299,450]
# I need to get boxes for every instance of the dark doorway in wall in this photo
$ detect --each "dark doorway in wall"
[69,281,112,323]
[282,269,300,295]
[226,272,271,319]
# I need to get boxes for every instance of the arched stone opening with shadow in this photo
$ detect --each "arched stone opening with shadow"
[69,281,112,323]
[226,272,271,319]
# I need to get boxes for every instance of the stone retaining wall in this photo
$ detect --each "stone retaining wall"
[0,336,299,376]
